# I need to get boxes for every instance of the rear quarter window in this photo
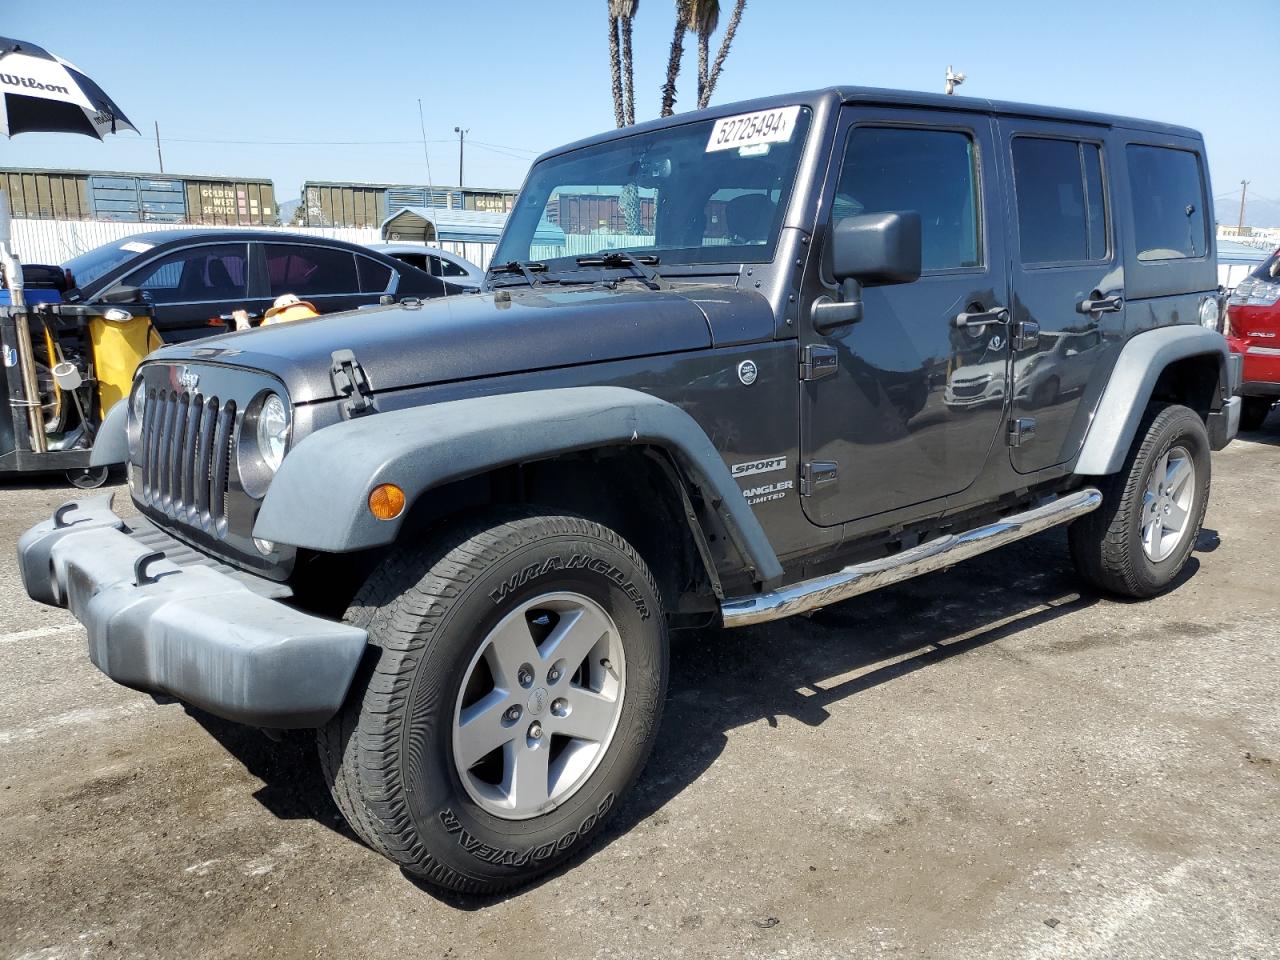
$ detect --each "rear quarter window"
[1125,145,1208,262]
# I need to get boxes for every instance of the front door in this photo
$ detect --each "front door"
[1000,121,1124,473]
[106,241,253,343]
[800,108,1011,526]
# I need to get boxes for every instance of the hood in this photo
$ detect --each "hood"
[149,284,742,403]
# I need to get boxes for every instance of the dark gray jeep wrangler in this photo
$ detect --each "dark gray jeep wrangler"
[19,87,1240,893]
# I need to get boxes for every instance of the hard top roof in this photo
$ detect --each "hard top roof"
[90,228,366,246]
[540,85,1201,161]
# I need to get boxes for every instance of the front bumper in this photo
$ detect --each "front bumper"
[18,496,367,728]
[1208,396,1241,450]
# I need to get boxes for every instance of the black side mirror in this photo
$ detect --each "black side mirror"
[812,211,922,333]
[99,284,144,305]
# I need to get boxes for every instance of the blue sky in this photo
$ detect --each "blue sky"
[4,0,1274,220]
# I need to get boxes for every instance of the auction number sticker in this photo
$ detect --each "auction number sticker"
[706,105,801,153]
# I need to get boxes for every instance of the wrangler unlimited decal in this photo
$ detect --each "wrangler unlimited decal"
[745,479,794,505]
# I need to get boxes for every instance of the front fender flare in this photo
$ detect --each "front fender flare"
[89,400,129,467]
[1075,325,1232,476]
[253,386,783,585]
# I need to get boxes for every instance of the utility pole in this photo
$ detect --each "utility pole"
[944,65,966,95]
[1238,180,1250,231]
[154,121,164,173]
[454,126,469,188]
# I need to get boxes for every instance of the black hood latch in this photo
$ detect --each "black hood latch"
[330,349,374,419]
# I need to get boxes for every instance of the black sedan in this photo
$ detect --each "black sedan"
[59,230,458,342]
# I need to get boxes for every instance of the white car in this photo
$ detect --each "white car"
[366,244,485,289]
[945,329,1106,409]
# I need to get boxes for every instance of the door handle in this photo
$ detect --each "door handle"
[1077,293,1123,314]
[953,306,1009,330]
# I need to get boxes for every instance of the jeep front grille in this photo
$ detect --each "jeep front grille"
[139,389,237,536]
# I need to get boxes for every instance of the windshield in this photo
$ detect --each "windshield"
[493,106,812,271]
[63,238,155,289]
[1248,250,1280,282]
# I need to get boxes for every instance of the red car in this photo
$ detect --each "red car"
[1227,248,1280,430]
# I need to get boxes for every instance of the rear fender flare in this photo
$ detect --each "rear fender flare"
[252,386,783,586]
[1075,325,1232,476]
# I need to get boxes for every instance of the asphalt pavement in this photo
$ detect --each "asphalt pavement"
[1,424,1278,960]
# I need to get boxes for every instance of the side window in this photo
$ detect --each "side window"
[1011,137,1109,264]
[426,255,444,276]
[356,255,393,293]
[1125,145,1207,261]
[264,244,359,297]
[834,126,981,272]
[438,257,469,278]
[117,244,248,304]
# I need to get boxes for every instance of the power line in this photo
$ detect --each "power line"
[153,134,544,154]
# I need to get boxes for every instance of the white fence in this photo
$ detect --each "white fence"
[7,218,499,272]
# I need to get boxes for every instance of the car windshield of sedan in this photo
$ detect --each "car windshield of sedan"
[62,239,151,289]
[492,106,812,272]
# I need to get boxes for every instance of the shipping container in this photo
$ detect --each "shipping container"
[2,170,91,219]
[1,168,276,226]
[300,181,518,228]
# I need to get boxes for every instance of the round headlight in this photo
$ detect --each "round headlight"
[256,393,288,472]
[131,381,147,425]
[1199,297,1220,331]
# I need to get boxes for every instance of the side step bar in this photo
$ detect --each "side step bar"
[721,487,1102,628]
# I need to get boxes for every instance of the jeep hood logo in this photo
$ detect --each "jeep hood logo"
[177,367,199,391]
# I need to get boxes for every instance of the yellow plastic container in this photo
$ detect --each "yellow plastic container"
[89,311,162,418]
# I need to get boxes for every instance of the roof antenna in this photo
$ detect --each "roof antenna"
[945,66,966,96]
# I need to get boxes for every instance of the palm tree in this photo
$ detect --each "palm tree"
[687,0,718,110]
[701,0,745,109]
[661,0,746,117]
[616,0,639,125]
[659,0,691,118]
[607,2,625,127]
[608,0,640,127]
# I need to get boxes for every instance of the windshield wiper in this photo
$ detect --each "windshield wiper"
[574,251,667,290]
[487,260,550,287]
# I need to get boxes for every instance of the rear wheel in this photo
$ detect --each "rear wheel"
[1069,403,1210,599]
[318,509,667,894]
[1239,396,1274,432]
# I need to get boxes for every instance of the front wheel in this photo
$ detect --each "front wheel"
[1069,403,1210,599]
[318,509,667,894]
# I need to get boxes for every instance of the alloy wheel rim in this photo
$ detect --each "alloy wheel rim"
[1141,444,1195,563]
[451,591,626,821]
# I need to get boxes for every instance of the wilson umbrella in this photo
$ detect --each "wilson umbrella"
[0,35,137,138]
[0,37,136,459]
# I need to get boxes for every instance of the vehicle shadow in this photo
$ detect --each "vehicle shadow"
[185,525,1208,908]
[1236,426,1280,446]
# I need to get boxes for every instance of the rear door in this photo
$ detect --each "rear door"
[1000,121,1124,473]
[261,242,364,314]
[800,108,1011,525]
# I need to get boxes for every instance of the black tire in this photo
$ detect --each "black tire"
[65,466,110,489]
[1239,396,1273,432]
[318,509,668,894]
[1069,403,1211,599]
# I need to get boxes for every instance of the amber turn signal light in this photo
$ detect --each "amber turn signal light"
[368,483,406,521]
